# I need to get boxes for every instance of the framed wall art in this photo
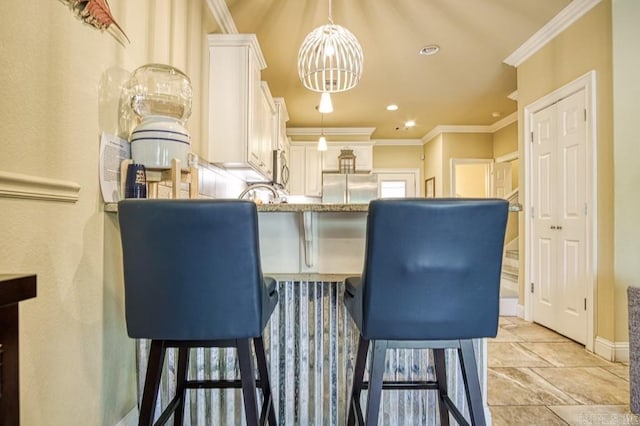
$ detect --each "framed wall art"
[425,177,435,198]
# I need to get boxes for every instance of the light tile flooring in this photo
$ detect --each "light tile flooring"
[488,317,639,425]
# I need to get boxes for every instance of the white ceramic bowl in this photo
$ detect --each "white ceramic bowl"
[130,115,191,169]
[131,138,190,169]
[131,130,190,144]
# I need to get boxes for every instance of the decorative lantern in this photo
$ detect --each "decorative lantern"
[338,149,356,174]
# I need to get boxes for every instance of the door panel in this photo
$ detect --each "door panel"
[493,162,512,198]
[531,89,587,344]
[556,91,587,343]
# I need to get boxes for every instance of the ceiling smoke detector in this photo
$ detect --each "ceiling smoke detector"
[419,45,440,56]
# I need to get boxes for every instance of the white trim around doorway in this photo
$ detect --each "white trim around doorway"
[523,70,597,352]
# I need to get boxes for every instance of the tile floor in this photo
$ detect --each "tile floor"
[488,317,639,425]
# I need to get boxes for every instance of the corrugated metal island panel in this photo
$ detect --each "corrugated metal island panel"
[137,281,483,425]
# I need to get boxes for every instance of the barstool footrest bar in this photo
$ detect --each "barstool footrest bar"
[358,380,440,390]
[441,395,469,426]
[184,379,264,389]
[153,394,182,426]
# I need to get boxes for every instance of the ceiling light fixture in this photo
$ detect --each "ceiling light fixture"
[419,45,440,56]
[386,104,399,111]
[297,0,364,97]
[318,113,328,151]
[405,120,416,128]
[319,92,334,113]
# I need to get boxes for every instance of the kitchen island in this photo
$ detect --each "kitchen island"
[123,202,489,425]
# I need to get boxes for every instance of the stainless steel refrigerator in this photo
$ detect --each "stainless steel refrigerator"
[321,173,378,204]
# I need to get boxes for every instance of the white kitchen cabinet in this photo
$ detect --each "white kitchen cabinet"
[322,143,373,172]
[288,143,322,196]
[206,34,271,182]
[273,98,289,152]
[258,82,276,180]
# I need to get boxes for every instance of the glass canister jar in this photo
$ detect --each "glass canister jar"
[128,63,193,122]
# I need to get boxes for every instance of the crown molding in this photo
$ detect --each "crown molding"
[0,171,80,203]
[287,127,375,138]
[422,125,490,143]
[373,139,424,146]
[206,0,238,34]
[421,113,517,144]
[489,112,518,132]
[504,0,602,67]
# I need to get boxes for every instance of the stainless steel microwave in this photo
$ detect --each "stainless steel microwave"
[272,149,289,188]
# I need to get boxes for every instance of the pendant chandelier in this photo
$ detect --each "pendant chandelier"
[297,0,364,96]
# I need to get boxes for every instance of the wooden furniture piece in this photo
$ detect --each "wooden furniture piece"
[0,274,37,426]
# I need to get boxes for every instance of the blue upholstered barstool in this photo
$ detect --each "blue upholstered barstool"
[344,198,508,426]
[118,199,278,426]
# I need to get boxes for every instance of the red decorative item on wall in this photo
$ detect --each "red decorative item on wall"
[60,0,130,46]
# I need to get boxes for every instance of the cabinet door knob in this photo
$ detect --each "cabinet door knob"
[557,225,563,230]
[551,225,557,230]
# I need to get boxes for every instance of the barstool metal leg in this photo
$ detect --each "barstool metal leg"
[139,340,166,426]
[347,336,370,426]
[173,346,189,426]
[237,338,260,425]
[433,348,450,426]
[458,340,486,426]
[365,340,387,426]
[254,336,277,425]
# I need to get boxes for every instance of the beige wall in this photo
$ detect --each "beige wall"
[442,133,494,197]
[423,135,443,197]
[517,1,615,340]
[493,121,518,158]
[0,1,216,424]
[612,0,640,341]
[373,145,424,194]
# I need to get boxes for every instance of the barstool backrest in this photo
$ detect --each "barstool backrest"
[118,199,267,340]
[361,198,508,340]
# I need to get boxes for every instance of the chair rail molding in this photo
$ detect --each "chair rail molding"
[0,170,80,203]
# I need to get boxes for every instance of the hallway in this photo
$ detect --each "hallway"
[488,317,637,425]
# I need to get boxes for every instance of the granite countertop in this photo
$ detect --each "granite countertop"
[104,202,369,213]
[257,203,369,212]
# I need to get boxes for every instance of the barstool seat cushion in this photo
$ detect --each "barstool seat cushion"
[344,198,509,341]
[119,199,278,341]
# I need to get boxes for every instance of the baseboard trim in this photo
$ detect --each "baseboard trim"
[594,336,629,362]
[116,407,138,426]
[516,304,525,319]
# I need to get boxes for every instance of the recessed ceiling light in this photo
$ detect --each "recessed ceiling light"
[386,104,398,111]
[492,112,501,118]
[405,120,416,128]
[419,45,440,56]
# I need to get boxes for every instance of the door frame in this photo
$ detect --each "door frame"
[523,70,597,351]
[373,168,421,197]
[449,158,493,197]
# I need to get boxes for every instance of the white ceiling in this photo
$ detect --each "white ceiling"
[222,0,572,140]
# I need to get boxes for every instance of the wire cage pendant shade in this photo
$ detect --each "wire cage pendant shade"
[297,2,363,93]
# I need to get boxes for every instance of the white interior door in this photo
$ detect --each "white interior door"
[493,162,512,198]
[375,170,418,198]
[531,89,587,344]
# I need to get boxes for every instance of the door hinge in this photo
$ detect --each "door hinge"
[584,298,587,310]
[584,203,588,216]
[530,131,534,143]
[584,108,587,121]
[531,206,535,217]
[531,282,534,293]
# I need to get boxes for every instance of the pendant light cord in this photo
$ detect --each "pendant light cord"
[328,0,333,24]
